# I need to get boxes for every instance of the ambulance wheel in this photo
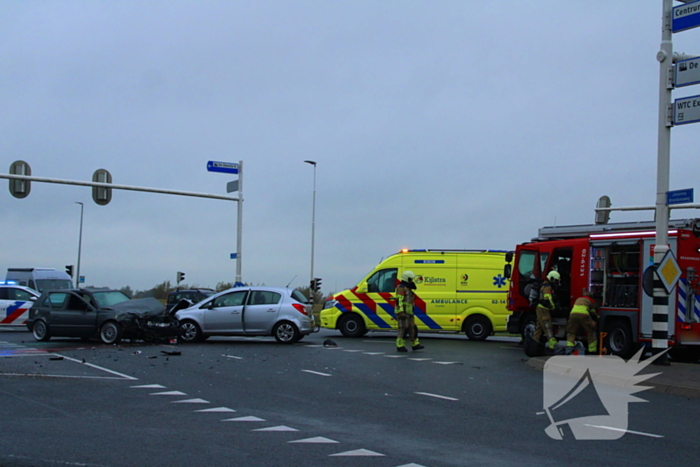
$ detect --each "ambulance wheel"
[464,315,492,341]
[338,314,366,338]
[604,320,635,359]
[32,320,51,342]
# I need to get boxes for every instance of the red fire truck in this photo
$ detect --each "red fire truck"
[505,218,700,359]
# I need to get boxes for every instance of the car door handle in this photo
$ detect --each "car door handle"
[267,309,276,312]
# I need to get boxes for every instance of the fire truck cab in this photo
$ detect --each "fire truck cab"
[506,218,700,359]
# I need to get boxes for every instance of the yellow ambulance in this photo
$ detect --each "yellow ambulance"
[320,249,511,340]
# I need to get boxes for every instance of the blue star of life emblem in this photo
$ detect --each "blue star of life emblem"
[493,274,507,288]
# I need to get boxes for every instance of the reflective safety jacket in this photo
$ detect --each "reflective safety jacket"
[395,281,416,315]
[538,280,555,310]
[570,296,597,316]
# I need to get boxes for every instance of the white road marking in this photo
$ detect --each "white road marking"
[342,349,363,352]
[363,352,385,355]
[171,398,209,404]
[329,449,385,457]
[131,384,166,389]
[433,361,459,365]
[408,358,432,361]
[288,436,339,444]
[383,355,406,358]
[304,344,324,348]
[253,425,299,432]
[222,416,266,422]
[302,369,332,377]
[196,407,236,413]
[584,424,664,438]
[58,354,138,380]
[221,354,243,359]
[414,391,458,401]
[149,391,187,396]
[396,464,428,467]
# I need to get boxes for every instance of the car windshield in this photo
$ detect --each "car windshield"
[35,279,73,293]
[91,291,131,308]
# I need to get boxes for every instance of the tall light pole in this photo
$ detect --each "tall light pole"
[75,202,84,288]
[304,160,317,305]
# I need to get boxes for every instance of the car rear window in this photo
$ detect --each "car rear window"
[291,290,309,304]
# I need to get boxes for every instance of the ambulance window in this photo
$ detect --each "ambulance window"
[367,269,397,293]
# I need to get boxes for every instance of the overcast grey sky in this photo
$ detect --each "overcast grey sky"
[2,1,699,293]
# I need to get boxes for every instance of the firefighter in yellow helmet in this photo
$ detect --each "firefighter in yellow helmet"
[533,270,560,350]
[395,270,424,352]
[566,289,599,353]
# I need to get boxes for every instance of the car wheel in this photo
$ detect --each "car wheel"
[100,321,123,345]
[32,320,51,342]
[273,321,300,344]
[179,320,203,343]
[338,313,366,338]
[604,320,635,359]
[464,315,492,341]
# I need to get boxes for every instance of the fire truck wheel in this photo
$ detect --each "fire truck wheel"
[338,314,366,338]
[605,320,635,359]
[520,315,536,342]
[464,315,492,341]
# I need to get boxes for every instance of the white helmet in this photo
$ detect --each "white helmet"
[547,270,561,282]
[401,270,416,281]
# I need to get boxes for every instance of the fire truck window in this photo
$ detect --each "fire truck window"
[368,269,397,293]
[550,248,573,311]
[518,251,536,278]
[539,253,549,276]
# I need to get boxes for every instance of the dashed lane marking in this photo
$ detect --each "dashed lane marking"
[408,358,432,361]
[302,369,332,377]
[363,352,385,355]
[329,449,385,457]
[253,425,299,432]
[195,407,236,413]
[222,416,266,422]
[222,354,243,359]
[342,349,363,352]
[288,437,339,444]
[414,391,458,401]
[131,384,166,389]
[433,361,459,365]
[172,398,209,404]
[149,391,187,396]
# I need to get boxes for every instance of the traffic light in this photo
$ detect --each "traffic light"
[177,271,185,283]
[65,265,74,277]
[310,279,316,291]
[314,278,322,292]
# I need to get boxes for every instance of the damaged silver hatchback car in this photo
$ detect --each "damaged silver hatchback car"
[26,288,180,344]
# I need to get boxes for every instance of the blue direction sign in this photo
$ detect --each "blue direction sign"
[207,160,239,174]
[673,0,700,33]
[668,188,694,205]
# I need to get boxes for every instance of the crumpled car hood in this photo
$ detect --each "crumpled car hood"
[109,297,167,318]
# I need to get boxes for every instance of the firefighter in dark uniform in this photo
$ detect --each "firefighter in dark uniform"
[533,270,560,350]
[395,270,424,352]
[566,289,598,353]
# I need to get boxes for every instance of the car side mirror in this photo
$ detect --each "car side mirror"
[356,282,368,294]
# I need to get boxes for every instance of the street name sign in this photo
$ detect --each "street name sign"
[667,188,694,205]
[673,0,700,33]
[207,161,239,174]
[673,94,700,125]
[675,57,700,87]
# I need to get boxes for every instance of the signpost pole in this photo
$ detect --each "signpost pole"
[235,160,243,286]
[652,0,674,364]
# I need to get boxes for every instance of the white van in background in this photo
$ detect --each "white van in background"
[5,268,73,293]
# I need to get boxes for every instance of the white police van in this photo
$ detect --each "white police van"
[0,282,40,326]
[5,268,73,293]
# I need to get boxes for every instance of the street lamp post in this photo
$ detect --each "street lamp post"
[304,160,317,307]
[75,202,84,288]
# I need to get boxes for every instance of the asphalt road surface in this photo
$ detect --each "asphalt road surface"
[1,327,699,467]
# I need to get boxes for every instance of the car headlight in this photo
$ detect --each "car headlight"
[322,299,337,310]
